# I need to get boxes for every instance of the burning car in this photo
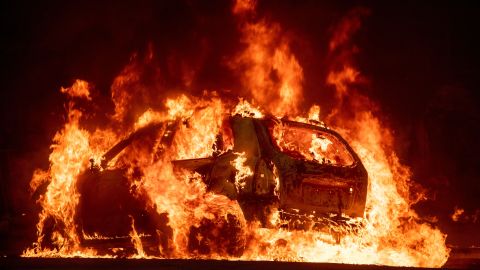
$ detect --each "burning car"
[173,115,368,222]
[34,113,368,256]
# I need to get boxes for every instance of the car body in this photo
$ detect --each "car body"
[38,114,368,255]
[174,115,368,224]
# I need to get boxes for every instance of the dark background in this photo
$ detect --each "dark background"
[1,0,479,255]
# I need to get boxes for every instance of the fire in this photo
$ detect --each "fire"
[23,0,449,267]
[129,216,147,258]
[24,106,101,257]
[451,207,465,222]
[327,66,359,98]
[170,95,225,160]
[232,99,264,118]
[231,152,254,192]
[308,105,321,122]
[230,0,303,117]
[60,79,92,101]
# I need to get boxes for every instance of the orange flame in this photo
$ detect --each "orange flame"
[230,0,303,117]
[60,79,92,100]
[129,216,147,258]
[231,152,254,192]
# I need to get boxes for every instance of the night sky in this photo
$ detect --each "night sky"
[1,0,479,255]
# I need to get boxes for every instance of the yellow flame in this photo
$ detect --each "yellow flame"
[231,152,254,192]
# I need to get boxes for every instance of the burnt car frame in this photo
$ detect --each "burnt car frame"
[174,115,368,224]
[35,114,368,255]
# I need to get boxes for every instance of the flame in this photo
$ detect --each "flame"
[23,1,449,267]
[134,109,164,130]
[60,79,92,100]
[30,169,49,195]
[231,152,254,192]
[327,66,359,98]
[111,56,142,122]
[232,0,256,14]
[272,164,280,198]
[308,105,321,122]
[170,95,225,160]
[232,99,264,118]
[309,134,333,162]
[230,0,303,117]
[271,122,352,166]
[329,8,370,51]
[451,207,464,222]
[129,216,147,258]
[23,104,104,257]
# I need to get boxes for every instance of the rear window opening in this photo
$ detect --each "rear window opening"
[268,122,354,166]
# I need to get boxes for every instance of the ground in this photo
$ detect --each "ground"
[1,253,479,270]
